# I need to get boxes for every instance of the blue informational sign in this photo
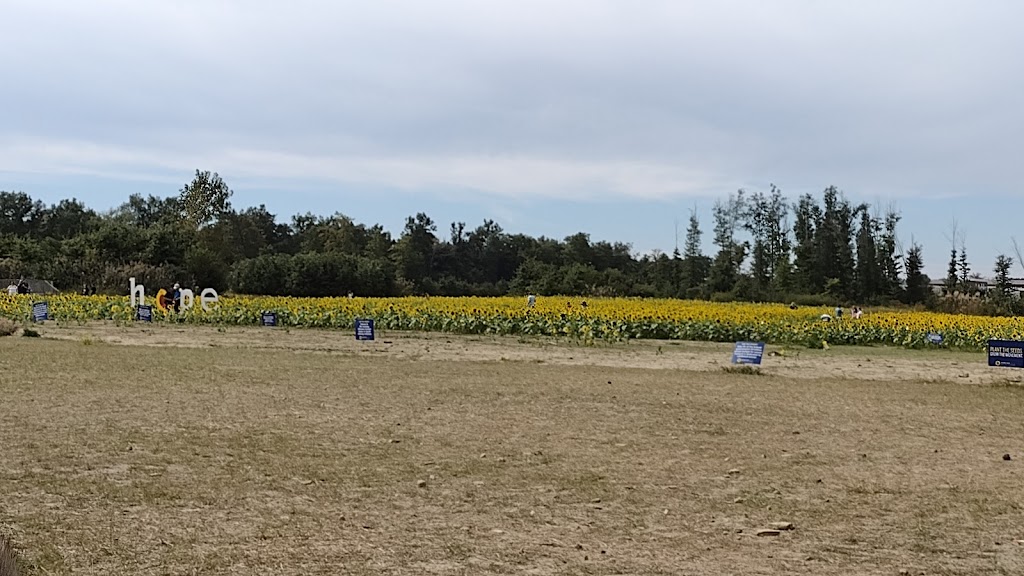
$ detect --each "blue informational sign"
[731,341,765,365]
[31,301,49,323]
[261,311,278,327]
[988,340,1024,368]
[355,318,375,341]
[926,333,944,344]
[136,305,153,322]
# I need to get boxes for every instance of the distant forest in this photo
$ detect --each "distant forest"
[0,171,1017,312]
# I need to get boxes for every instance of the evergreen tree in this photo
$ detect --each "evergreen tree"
[791,194,821,293]
[855,210,879,302]
[816,187,858,299]
[877,209,902,299]
[945,248,959,295]
[958,247,971,294]
[671,246,684,297]
[994,254,1013,299]
[903,243,929,305]
[681,209,707,291]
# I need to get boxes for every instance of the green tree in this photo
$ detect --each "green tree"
[791,194,821,293]
[681,209,708,292]
[743,185,790,294]
[179,170,233,229]
[855,210,880,301]
[903,243,929,305]
[0,191,45,236]
[957,247,971,294]
[944,248,958,295]
[994,254,1013,299]
[706,191,746,294]
[393,212,437,289]
[113,194,180,228]
[38,199,99,239]
[815,187,859,300]
[877,209,902,299]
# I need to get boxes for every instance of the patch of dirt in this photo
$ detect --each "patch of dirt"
[2,324,1024,574]
[35,321,1015,385]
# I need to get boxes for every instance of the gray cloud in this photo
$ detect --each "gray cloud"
[2,0,1021,199]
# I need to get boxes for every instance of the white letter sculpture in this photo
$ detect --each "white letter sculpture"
[200,288,219,311]
[179,288,195,312]
[129,277,145,307]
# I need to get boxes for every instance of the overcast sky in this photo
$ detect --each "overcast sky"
[2,1,1021,277]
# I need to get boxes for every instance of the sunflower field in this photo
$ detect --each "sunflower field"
[2,293,1023,350]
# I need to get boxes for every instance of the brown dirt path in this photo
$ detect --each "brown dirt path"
[29,321,1019,386]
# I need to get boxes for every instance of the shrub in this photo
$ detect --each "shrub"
[0,317,17,337]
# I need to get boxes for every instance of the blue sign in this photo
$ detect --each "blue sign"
[261,311,278,327]
[731,341,765,365]
[989,340,1024,368]
[31,301,49,323]
[926,332,944,344]
[136,305,153,322]
[355,318,375,341]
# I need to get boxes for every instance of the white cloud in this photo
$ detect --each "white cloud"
[0,139,729,201]
[1,1,1022,201]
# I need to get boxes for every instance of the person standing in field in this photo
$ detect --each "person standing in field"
[172,283,182,313]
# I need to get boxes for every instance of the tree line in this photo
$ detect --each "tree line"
[0,171,1017,312]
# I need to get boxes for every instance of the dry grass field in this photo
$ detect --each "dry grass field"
[2,323,1024,575]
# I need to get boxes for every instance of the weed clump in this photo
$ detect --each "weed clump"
[721,365,765,376]
[0,318,18,337]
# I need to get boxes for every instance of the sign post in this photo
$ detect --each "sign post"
[731,341,765,365]
[136,305,153,322]
[261,311,278,327]
[31,301,49,323]
[355,318,375,341]
[988,339,1024,368]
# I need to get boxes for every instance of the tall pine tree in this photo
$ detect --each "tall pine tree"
[903,243,929,305]
[791,194,821,293]
[855,210,880,302]
[877,209,902,299]
[945,248,959,295]
[816,187,858,300]
[682,209,707,293]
